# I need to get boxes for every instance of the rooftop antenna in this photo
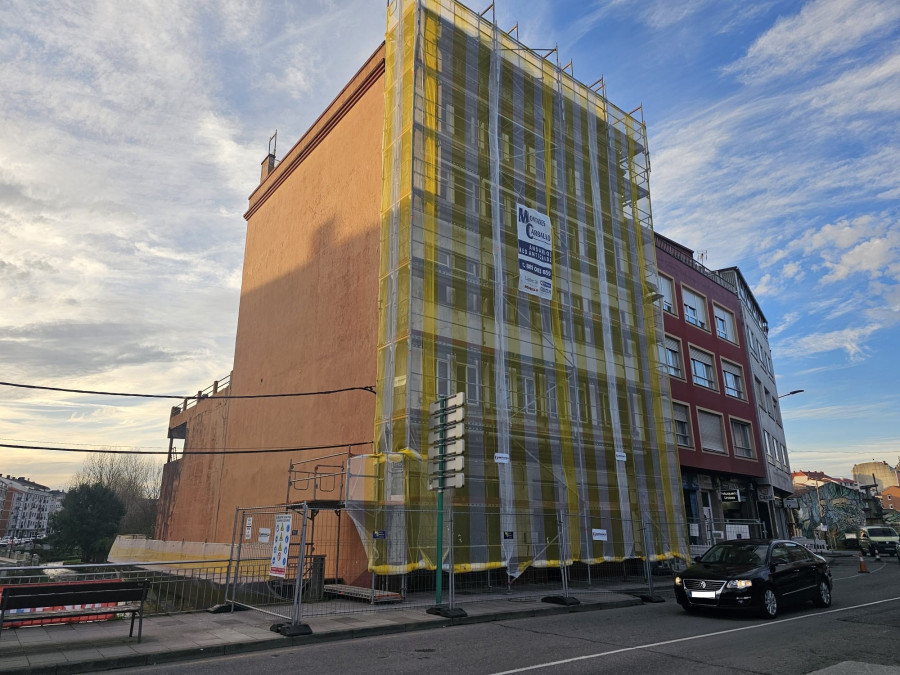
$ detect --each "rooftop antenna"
[268,130,277,158]
[697,250,708,265]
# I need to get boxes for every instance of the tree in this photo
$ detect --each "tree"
[50,484,125,563]
[71,453,162,537]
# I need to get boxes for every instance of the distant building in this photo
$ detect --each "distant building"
[0,475,58,539]
[880,485,900,513]
[852,461,899,494]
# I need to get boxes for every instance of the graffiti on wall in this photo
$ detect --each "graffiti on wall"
[793,482,866,544]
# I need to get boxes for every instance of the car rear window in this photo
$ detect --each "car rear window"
[867,528,898,537]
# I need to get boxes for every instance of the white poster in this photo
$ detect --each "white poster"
[516,204,553,300]
[258,527,271,544]
[270,514,292,578]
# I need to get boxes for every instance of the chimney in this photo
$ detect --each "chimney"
[260,153,276,183]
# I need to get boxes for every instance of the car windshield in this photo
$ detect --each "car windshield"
[699,542,769,565]
[867,527,898,537]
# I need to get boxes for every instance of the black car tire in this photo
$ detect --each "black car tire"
[679,600,697,614]
[812,578,832,608]
[760,587,778,619]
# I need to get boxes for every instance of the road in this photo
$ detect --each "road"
[125,555,900,674]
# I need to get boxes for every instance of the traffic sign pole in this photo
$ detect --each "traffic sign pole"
[425,393,468,618]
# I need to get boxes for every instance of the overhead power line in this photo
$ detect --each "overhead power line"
[0,441,373,456]
[0,380,376,400]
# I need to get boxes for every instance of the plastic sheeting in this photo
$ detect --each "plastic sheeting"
[349,0,688,577]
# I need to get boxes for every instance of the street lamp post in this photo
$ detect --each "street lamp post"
[778,389,804,399]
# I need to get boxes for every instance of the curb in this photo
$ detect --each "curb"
[3,597,644,674]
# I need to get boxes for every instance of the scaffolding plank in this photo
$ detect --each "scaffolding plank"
[322,584,403,603]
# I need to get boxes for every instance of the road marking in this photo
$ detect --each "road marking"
[488,595,900,675]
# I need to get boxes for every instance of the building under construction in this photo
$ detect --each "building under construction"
[155,0,688,585]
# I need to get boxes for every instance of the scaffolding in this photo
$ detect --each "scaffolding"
[352,0,687,577]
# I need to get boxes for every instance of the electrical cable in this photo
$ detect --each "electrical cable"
[0,380,376,399]
[0,441,373,456]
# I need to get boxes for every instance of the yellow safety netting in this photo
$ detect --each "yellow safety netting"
[351,0,688,576]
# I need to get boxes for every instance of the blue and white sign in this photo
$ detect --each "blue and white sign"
[516,204,553,300]
[270,514,292,578]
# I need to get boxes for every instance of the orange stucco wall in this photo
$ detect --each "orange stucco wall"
[156,46,386,562]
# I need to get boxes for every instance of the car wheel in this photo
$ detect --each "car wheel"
[679,600,697,614]
[760,587,778,619]
[812,578,831,608]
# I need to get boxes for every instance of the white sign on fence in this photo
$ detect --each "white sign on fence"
[591,528,608,541]
[270,514,292,578]
[244,516,253,540]
[258,527,271,544]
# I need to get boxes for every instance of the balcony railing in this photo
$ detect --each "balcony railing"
[170,372,231,416]
[655,237,737,294]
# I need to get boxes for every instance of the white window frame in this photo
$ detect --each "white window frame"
[663,336,683,378]
[722,360,745,399]
[682,286,708,330]
[672,402,692,447]
[697,409,726,454]
[713,305,737,343]
[658,275,676,314]
[730,419,754,459]
[690,346,716,390]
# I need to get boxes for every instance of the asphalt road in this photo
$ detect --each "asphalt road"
[124,555,900,674]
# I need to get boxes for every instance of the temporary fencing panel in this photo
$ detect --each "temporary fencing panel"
[359,0,687,580]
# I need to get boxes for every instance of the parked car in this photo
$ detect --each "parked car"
[674,539,832,619]
[857,526,899,557]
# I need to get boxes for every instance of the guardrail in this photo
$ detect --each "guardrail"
[170,373,231,416]
[0,560,232,615]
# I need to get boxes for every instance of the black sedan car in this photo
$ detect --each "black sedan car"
[674,539,832,619]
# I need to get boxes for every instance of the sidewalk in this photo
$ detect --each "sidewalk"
[0,591,643,674]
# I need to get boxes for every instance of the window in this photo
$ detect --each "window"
[763,388,772,415]
[436,358,451,398]
[658,276,675,314]
[731,420,754,458]
[523,375,536,414]
[467,289,480,313]
[682,287,708,329]
[466,363,480,404]
[713,306,736,342]
[663,336,683,378]
[763,430,773,457]
[690,347,716,389]
[698,410,726,453]
[722,361,745,399]
[673,403,692,447]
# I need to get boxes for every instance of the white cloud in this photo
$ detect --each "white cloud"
[724,0,900,84]
[777,324,881,360]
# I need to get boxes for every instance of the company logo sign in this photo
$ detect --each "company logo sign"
[516,204,552,300]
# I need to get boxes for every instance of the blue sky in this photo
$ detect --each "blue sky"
[0,0,897,489]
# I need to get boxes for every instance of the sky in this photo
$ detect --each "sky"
[0,0,897,490]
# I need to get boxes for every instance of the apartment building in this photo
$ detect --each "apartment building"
[0,476,61,539]
[654,235,768,543]
[717,267,794,536]
[157,0,687,580]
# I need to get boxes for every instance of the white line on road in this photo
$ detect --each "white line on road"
[488,595,900,675]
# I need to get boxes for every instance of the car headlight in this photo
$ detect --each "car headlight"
[674,576,682,586]
[726,579,752,590]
